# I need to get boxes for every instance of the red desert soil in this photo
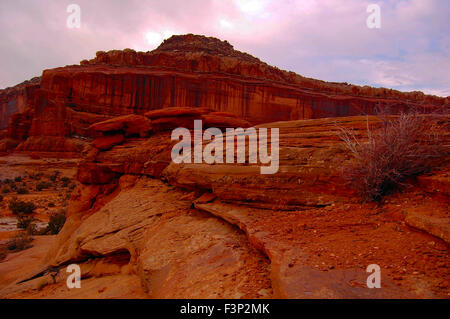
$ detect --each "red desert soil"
[196,192,448,298]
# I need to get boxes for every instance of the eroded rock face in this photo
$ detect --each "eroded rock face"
[0,77,40,130]
[87,114,152,138]
[164,116,371,209]
[15,136,87,155]
[4,34,448,154]
[92,134,125,151]
[43,177,272,298]
[1,115,448,299]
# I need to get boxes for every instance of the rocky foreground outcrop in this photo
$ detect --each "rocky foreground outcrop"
[1,113,448,298]
[1,34,448,155]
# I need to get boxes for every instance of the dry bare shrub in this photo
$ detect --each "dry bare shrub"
[339,113,448,201]
[41,209,66,235]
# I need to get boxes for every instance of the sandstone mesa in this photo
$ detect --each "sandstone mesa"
[0,34,448,299]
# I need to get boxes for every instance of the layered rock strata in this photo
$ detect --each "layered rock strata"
[2,35,448,155]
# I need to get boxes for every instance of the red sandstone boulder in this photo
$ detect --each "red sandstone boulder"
[77,162,119,185]
[145,107,210,120]
[203,114,251,128]
[163,116,369,209]
[94,132,175,178]
[145,107,250,131]
[208,112,238,118]
[87,114,152,138]
[151,116,199,132]
[92,134,124,151]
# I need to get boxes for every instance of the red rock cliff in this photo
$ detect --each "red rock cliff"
[0,77,40,131]
[4,34,449,152]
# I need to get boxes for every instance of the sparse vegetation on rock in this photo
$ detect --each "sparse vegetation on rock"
[17,214,35,230]
[339,113,447,201]
[45,209,66,235]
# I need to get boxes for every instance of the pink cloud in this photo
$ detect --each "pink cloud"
[0,0,448,96]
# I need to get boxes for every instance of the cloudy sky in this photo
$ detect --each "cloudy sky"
[0,0,449,96]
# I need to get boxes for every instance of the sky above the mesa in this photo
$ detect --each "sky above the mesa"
[0,0,449,96]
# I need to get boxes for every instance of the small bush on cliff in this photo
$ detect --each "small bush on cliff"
[339,113,447,201]
[46,210,66,235]
[17,214,35,230]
